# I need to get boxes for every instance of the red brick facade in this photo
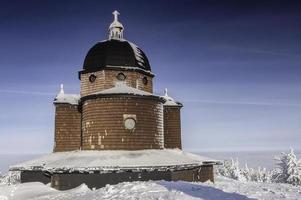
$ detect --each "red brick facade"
[80,69,153,97]
[54,69,182,152]
[82,96,164,150]
[163,106,182,149]
[54,104,81,152]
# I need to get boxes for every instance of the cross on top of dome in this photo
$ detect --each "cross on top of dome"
[109,10,124,40]
[113,10,120,22]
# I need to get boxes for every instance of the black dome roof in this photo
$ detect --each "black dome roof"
[83,39,151,71]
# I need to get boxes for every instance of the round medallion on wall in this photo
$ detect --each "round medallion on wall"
[117,73,126,81]
[142,77,148,85]
[124,118,136,130]
[89,74,97,83]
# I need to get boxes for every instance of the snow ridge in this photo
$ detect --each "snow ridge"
[129,42,146,67]
[91,83,153,96]
[54,93,80,105]
[10,149,218,173]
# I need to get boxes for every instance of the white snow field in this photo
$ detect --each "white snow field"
[0,176,300,200]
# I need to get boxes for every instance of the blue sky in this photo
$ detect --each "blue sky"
[0,0,300,153]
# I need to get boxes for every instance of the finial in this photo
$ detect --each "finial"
[109,10,124,40]
[113,10,120,22]
[164,88,168,97]
[59,84,64,94]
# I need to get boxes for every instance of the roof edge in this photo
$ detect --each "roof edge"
[81,93,164,103]
[78,66,154,80]
[53,93,80,106]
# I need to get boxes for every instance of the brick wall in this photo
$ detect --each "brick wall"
[198,165,214,182]
[54,104,81,152]
[81,96,164,150]
[163,106,182,149]
[80,70,153,97]
[50,165,214,190]
[21,165,215,190]
[171,165,214,182]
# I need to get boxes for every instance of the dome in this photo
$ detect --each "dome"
[109,20,123,29]
[83,39,151,71]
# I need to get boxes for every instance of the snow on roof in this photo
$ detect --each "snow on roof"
[102,35,147,67]
[129,42,146,67]
[109,20,124,29]
[53,84,80,105]
[54,93,80,105]
[106,65,153,75]
[161,88,181,106]
[163,100,180,106]
[96,38,149,69]
[91,82,154,97]
[10,149,219,173]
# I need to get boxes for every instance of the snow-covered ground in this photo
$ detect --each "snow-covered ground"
[0,176,300,200]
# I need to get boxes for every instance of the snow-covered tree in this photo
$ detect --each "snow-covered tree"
[273,148,301,186]
[241,164,272,183]
[255,167,272,183]
[217,158,246,181]
[217,149,300,186]
[0,171,20,185]
[241,164,251,181]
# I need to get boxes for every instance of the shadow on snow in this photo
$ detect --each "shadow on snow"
[158,181,256,200]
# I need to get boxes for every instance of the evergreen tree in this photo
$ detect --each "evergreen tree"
[242,164,251,181]
[217,149,300,185]
[218,158,246,181]
[274,148,301,185]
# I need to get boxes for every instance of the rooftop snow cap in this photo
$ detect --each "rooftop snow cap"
[54,84,80,105]
[83,11,151,71]
[162,88,182,106]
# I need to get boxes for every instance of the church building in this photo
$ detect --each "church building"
[54,10,182,153]
[11,11,219,190]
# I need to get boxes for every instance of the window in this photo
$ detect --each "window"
[89,74,97,83]
[124,118,136,130]
[117,73,126,81]
[142,77,148,85]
